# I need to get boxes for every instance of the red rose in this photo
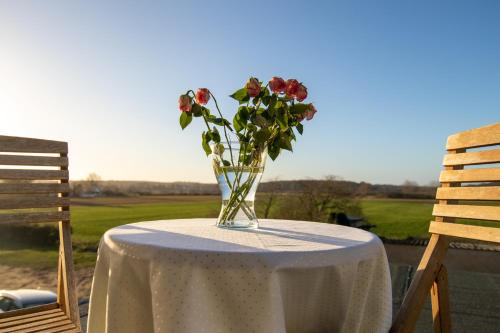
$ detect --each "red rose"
[306,104,317,120]
[269,76,286,94]
[178,94,192,112]
[295,84,308,102]
[195,88,210,105]
[246,78,261,97]
[285,79,300,97]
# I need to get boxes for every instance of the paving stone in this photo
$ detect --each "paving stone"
[390,263,500,333]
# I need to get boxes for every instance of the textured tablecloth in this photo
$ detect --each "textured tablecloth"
[87,219,392,333]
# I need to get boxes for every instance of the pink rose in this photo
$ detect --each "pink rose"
[178,94,192,112]
[246,78,261,97]
[306,104,317,120]
[295,84,308,102]
[269,76,286,94]
[195,88,210,105]
[285,79,300,97]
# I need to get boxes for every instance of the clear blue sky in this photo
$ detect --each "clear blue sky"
[1,0,498,185]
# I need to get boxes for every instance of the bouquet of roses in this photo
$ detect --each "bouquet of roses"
[178,76,317,227]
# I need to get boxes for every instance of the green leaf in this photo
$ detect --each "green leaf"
[179,112,192,129]
[254,115,270,128]
[268,142,281,161]
[237,132,249,143]
[254,128,271,144]
[276,109,288,130]
[222,160,231,167]
[191,103,202,117]
[246,123,257,132]
[296,123,304,135]
[279,135,293,151]
[201,106,211,117]
[211,127,221,143]
[201,132,212,156]
[238,106,250,122]
[215,143,225,154]
[262,87,270,97]
[266,106,276,117]
[230,88,249,102]
[233,114,244,132]
[223,120,234,132]
[212,118,225,126]
[290,103,309,114]
[261,95,271,106]
[269,95,278,109]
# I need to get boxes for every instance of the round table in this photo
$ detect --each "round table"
[87,219,392,333]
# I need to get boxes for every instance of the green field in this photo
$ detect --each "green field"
[0,196,466,269]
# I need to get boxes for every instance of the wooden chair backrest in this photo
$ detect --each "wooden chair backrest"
[391,122,500,333]
[430,122,500,243]
[0,135,80,329]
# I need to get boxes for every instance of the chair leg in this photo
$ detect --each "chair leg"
[431,265,452,333]
[390,234,449,333]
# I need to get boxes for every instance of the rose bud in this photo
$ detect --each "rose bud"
[306,103,317,120]
[269,76,286,93]
[178,94,192,112]
[295,84,308,102]
[195,88,210,105]
[285,79,300,97]
[246,77,261,97]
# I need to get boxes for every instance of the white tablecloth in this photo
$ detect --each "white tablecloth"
[87,219,392,333]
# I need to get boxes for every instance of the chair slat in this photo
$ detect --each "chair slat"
[446,122,500,150]
[41,323,80,333]
[0,309,61,324]
[0,155,68,167]
[0,183,69,194]
[0,136,67,154]
[1,317,72,333]
[442,149,500,166]
[435,186,500,200]
[0,170,68,180]
[0,304,59,320]
[433,204,500,222]
[0,136,80,332]
[429,221,500,243]
[439,168,500,183]
[0,311,65,329]
[0,211,70,225]
[0,197,70,209]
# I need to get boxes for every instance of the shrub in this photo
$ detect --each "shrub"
[0,224,60,249]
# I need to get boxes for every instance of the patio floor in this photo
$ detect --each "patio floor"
[391,264,500,333]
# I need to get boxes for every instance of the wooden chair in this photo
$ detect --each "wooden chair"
[391,122,500,332]
[0,136,80,332]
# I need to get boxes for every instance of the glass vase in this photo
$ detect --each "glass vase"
[211,141,267,228]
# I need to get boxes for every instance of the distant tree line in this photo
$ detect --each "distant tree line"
[69,174,438,199]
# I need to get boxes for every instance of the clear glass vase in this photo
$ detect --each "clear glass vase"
[211,141,267,228]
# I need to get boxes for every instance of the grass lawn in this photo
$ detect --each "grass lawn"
[362,199,434,239]
[1,196,496,269]
[71,196,220,246]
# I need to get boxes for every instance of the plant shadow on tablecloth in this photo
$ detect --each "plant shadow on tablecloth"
[112,222,367,253]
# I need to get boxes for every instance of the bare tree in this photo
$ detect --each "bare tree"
[273,176,362,222]
[85,172,102,194]
[261,177,280,218]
